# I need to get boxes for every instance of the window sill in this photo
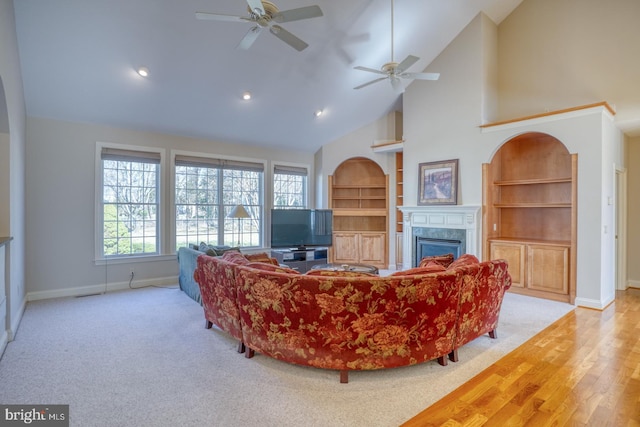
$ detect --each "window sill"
[94,254,177,266]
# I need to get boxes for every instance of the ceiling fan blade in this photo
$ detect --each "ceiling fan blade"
[354,65,387,76]
[395,55,420,74]
[273,5,323,23]
[269,25,308,51]
[402,72,440,81]
[195,12,250,23]
[237,26,262,50]
[354,77,387,90]
[246,0,265,15]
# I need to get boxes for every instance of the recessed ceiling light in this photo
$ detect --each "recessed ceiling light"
[314,109,323,117]
[137,66,149,77]
[242,91,251,100]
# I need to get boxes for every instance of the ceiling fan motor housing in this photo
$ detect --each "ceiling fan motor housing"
[381,62,399,74]
[248,1,279,18]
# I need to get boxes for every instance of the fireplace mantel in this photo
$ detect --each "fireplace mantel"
[398,205,481,269]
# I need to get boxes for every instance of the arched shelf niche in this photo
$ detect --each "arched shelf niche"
[328,157,388,269]
[482,132,577,303]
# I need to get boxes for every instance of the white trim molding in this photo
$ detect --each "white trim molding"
[399,205,481,269]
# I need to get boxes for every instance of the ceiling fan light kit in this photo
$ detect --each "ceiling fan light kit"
[353,0,440,92]
[196,0,323,52]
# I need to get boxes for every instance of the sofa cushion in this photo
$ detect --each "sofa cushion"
[390,262,447,276]
[447,254,480,270]
[244,252,279,265]
[305,269,378,278]
[418,253,455,268]
[245,262,301,275]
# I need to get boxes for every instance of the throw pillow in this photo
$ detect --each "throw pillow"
[391,262,447,276]
[244,252,279,265]
[447,254,480,270]
[418,253,454,268]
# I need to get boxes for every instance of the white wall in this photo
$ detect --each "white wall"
[497,0,640,129]
[0,0,27,345]
[400,9,622,308]
[25,117,314,299]
[316,111,401,267]
[0,132,8,234]
[403,13,497,208]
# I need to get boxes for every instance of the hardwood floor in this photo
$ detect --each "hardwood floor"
[402,288,640,426]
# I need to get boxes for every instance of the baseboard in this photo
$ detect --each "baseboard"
[0,328,7,360]
[27,275,179,301]
[9,296,26,341]
[627,279,640,289]
[574,295,615,310]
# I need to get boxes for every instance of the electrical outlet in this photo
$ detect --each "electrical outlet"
[129,267,135,278]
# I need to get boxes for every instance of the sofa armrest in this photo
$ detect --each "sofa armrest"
[178,247,203,304]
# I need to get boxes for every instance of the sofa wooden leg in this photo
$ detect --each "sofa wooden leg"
[237,342,246,353]
[245,348,255,359]
[489,329,497,339]
[437,356,448,366]
[205,320,212,329]
[340,370,349,383]
[449,349,459,363]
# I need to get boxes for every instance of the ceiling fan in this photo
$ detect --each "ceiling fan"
[195,0,323,52]
[354,0,440,92]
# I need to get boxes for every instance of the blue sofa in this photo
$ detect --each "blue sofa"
[178,247,203,304]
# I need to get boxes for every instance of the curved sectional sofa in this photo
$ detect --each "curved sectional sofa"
[191,250,511,383]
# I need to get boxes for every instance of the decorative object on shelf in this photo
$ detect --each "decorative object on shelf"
[228,204,251,246]
[418,159,459,205]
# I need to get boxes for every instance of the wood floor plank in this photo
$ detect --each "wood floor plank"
[402,289,640,426]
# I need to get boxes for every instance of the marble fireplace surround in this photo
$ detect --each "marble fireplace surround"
[399,206,481,269]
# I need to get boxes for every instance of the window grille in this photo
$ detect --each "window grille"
[273,165,308,209]
[101,147,160,257]
[175,155,264,249]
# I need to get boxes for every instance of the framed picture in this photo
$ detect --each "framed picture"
[418,159,459,205]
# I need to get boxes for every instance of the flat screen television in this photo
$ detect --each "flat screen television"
[270,209,333,249]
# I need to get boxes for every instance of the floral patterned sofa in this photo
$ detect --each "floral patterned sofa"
[193,251,511,383]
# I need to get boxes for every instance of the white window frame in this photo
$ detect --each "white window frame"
[170,150,267,251]
[95,142,166,262]
[272,163,309,209]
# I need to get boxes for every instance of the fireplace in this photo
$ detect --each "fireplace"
[415,238,464,266]
[399,206,480,270]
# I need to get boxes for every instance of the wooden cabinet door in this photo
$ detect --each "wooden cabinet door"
[332,233,359,263]
[527,244,569,294]
[490,241,526,288]
[359,232,386,266]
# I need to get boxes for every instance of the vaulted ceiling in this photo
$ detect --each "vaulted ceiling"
[13,0,524,152]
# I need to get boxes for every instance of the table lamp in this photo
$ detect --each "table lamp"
[227,204,250,246]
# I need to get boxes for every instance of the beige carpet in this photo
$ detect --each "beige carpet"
[0,286,574,427]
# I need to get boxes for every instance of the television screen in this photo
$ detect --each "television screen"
[271,209,333,249]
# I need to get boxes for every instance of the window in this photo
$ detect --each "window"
[175,155,264,249]
[101,147,160,257]
[273,165,308,209]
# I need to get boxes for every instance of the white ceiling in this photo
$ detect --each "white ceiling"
[13,0,524,152]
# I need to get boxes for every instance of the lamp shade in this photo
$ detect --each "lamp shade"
[228,204,250,219]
